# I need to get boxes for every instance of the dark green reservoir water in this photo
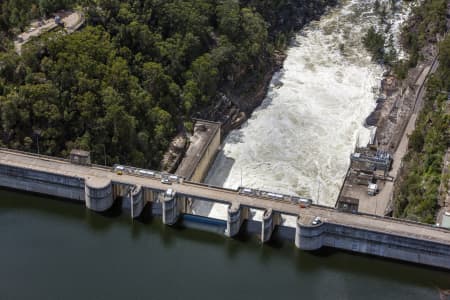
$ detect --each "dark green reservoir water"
[1,189,449,300]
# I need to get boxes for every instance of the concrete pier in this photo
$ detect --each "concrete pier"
[261,209,280,243]
[162,189,179,225]
[131,185,144,218]
[295,217,326,250]
[226,203,248,237]
[84,177,113,212]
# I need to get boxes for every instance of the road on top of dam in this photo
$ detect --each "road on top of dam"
[1,149,449,246]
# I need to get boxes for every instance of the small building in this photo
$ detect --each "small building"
[69,149,91,166]
[350,149,392,175]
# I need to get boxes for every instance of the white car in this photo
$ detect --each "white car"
[312,216,322,225]
[161,177,171,184]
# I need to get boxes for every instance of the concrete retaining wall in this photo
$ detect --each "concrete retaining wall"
[190,125,221,182]
[0,164,84,201]
[295,220,450,269]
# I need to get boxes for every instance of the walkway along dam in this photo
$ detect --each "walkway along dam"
[1,148,450,270]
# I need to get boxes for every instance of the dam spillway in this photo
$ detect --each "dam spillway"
[0,148,450,270]
[205,0,414,205]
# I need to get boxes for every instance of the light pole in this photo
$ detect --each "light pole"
[317,179,321,205]
[101,144,107,166]
[240,167,243,187]
[33,129,41,155]
[375,194,378,215]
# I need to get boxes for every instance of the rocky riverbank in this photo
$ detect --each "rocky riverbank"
[367,0,448,154]
[370,50,437,153]
[347,0,449,217]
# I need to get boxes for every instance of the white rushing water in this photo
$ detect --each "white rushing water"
[193,0,415,218]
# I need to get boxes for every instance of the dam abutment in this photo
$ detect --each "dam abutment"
[294,219,450,269]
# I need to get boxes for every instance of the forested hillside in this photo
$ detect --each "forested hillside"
[394,36,450,223]
[360,0,449,223]
[0,0,334,168]
[390,0,449,223]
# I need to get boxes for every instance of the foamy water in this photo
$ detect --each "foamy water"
[197,0,414,218]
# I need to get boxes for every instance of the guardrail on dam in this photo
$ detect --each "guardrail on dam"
[0,148,449,270]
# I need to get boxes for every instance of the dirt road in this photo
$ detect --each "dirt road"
[14,10,84,55]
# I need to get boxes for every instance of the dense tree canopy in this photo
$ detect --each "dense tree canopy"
[0,0,334,168]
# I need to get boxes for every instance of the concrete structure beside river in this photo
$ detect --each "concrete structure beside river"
[0,148,450,270]
[175,120,221,182]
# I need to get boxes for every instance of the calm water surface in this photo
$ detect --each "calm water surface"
[1,189,449,299]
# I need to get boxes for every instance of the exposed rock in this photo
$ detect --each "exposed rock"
[160,133,187,173]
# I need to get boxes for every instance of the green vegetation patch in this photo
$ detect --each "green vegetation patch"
[362,0,447,78]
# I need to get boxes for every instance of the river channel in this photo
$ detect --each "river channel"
[206,0,411,207]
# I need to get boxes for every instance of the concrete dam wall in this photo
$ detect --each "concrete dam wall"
[1,150,450,270]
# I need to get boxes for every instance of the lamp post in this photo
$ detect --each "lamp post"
[375,194,378,215]
[317,179,321,205]
[240,167,243,187]
[33,129,41,155]
[101,144,107,166]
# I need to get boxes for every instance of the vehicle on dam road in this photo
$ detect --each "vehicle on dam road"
[161,177,171,184]
[312,216,322,225]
